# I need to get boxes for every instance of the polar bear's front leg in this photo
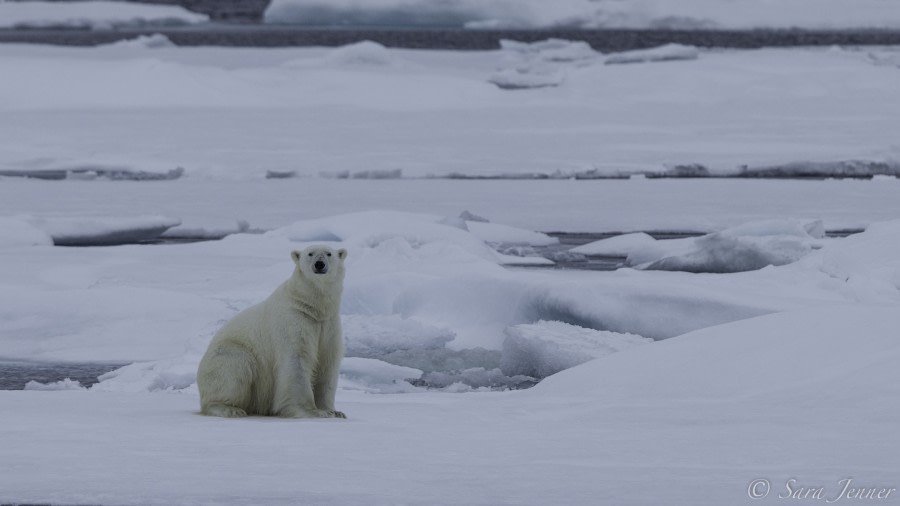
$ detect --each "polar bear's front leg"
[273,356,335,418]
[313,358,344,418]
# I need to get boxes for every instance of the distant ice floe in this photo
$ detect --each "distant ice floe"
[500,39,598,63]
[0,166,183,181]
[605,44,700,65]
[265,0,900,30]
[490,38,599,90]
[283,40,405,69]
[264,0,594,28]
[102,34,176,49]
[575,219,826,273]
[25,215,182,246]
[0,0,208,29]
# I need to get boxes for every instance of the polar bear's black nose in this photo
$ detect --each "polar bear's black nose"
[314,260,327,273]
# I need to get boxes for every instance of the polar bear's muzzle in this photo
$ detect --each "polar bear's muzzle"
[313,259,328,274]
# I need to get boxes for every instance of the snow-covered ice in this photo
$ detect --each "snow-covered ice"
[0,1,208,29]
[2,33,900,505]
[573,219,829,273]
[3,43,900,179]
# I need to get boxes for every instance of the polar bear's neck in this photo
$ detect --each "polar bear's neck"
[282,274,342,322]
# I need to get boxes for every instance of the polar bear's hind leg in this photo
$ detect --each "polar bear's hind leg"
[198,344,255,417]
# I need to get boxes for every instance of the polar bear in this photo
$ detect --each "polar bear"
[197,245,347,418]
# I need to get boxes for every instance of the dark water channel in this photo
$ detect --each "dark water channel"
[0,360,127,390]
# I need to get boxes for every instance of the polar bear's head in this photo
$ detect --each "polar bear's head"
[291,245,348,280]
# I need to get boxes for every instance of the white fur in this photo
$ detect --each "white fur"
[197,246,348,418]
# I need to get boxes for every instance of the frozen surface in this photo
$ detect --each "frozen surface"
[2,44,900,180]
[1,209,900,503]
[2,304,899,505]
[2,38,900,505]
[264,0,900,30]
[1,178,898,235]
[0,1,207,29]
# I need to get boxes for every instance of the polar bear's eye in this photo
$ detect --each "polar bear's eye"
[327,253,332,257]
[308,253,313,257]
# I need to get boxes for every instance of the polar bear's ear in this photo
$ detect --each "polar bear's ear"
[291,250,302,264]
[338,248,348,260]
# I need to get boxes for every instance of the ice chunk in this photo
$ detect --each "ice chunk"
[328,41,396,66]
[0,1,208,29]
[720,218,825,239]
[343,314,455,358]
[500,38,598,62]
[25,215,181,246]
[571,232,656,256]
[161,220,251,241]
[488,69,564,90]
[501,320,652,378]
[413,367,536,390]
[104,34,176,49]
[0,218,54,248]
[605,44,700,65]
[339,357,423,393]
[644,233,816,273]
[635,219,826,273]
[24,378,86,391]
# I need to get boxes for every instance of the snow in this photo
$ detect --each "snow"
[2,35,900,505]
[264,0,900,30]
[2,208,900,503]
[2,44,900,180]
[0,1,208,29]
[605,43,700,65]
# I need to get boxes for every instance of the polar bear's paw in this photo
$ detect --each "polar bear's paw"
[277,406,346,419]
[203,404,248,418]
